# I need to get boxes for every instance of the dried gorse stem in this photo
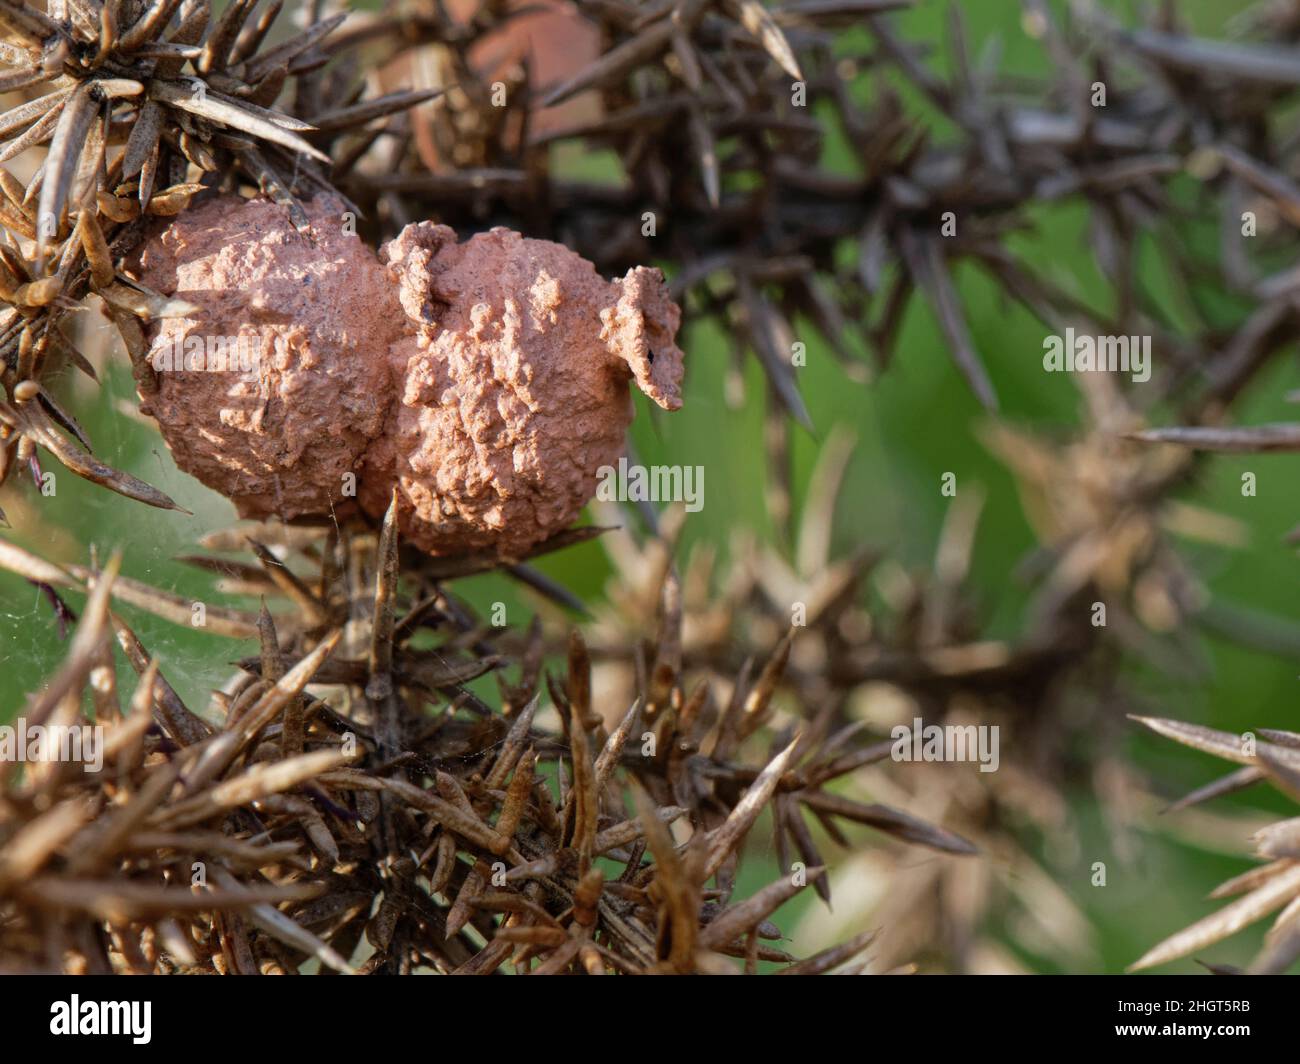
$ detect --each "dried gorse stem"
[0,492,976,973]
[5,0,1300,974]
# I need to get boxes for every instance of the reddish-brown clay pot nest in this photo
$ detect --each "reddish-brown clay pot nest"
[132,195,400,520]
[129,194,686,555]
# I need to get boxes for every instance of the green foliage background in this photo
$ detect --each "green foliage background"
[2,0,1296,973]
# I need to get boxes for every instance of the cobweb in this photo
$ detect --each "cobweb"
[2,308,242,722]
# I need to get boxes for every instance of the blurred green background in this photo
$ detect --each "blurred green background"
[3,0,1297,973]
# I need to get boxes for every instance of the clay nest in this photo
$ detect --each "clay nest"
[128,193,686,556]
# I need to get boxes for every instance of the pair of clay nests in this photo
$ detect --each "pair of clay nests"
[130,195,685,556]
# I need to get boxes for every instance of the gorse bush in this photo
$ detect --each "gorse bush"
[1,0,1299,974]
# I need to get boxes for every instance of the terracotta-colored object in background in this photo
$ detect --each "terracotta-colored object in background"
[378,0,601,174]
[448,0,600,135]
[129,195,685,555]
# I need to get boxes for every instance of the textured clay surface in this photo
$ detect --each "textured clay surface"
[131,195,400,520]
[132,196,685,555]
[364,223,683,555]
